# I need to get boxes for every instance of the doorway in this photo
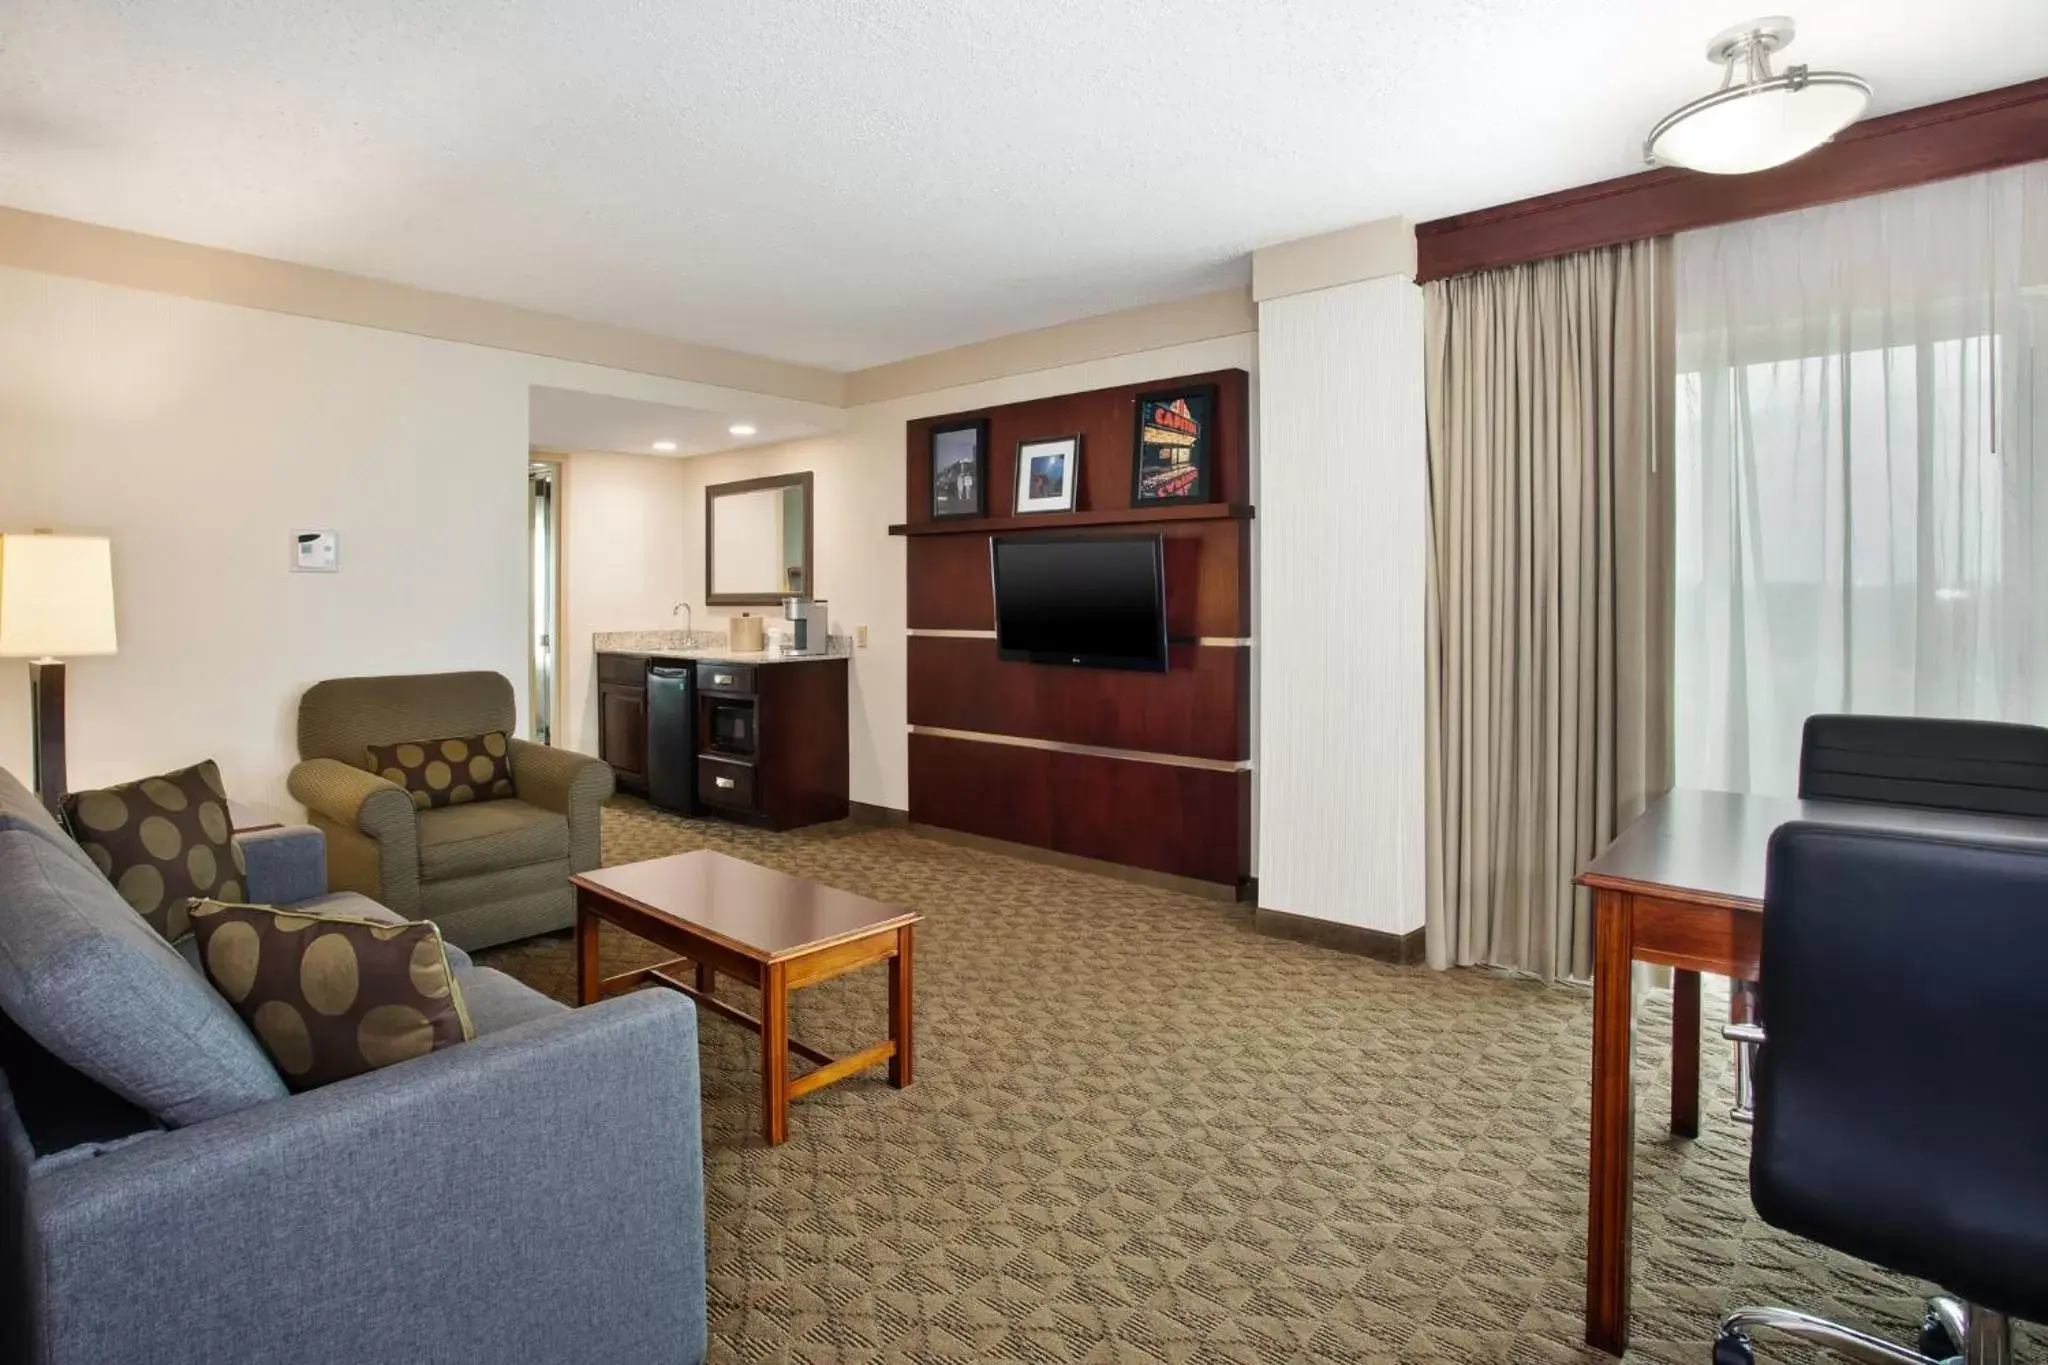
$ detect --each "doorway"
[528,459,562,745]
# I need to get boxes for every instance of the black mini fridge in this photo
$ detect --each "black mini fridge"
[644,663,699,815]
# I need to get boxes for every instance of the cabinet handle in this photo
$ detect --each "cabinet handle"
[713,673,734,686]
[714,776,736,790]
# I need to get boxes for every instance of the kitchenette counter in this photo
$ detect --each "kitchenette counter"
[593,630,849,829]
[592,630,849,665]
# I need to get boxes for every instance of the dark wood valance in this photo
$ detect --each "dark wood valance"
[1416,77,2048,283]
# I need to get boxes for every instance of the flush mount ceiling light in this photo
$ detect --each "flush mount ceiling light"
[728,423,757,437]
[652,440,678,452]
[1645,16,1870,175]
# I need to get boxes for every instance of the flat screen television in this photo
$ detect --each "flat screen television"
[990,535,1168,672]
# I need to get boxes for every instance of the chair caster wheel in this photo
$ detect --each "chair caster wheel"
[1713,1328,1756,1365]
[1918,1311,1960,1363]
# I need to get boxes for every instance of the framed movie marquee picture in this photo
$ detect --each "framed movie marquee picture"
[1130,384,1215,505]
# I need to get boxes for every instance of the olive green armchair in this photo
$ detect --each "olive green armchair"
[286,671,613,950]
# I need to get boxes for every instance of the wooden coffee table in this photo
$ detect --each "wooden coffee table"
[570,850,920,1145]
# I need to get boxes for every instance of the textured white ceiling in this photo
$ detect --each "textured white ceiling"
[526,386,821,458]
[3,1,2043,369]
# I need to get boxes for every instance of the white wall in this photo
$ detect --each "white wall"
[555,450,691,757]
[1255,275,1426,934]
[0,264,839,811]
[625,332,1259,812]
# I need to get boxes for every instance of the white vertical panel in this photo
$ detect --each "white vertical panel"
[1256,276,1426,932]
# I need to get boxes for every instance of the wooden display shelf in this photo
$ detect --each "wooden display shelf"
[887,503,1253,537]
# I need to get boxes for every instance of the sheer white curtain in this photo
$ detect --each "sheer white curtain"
[1673,163,2048,795]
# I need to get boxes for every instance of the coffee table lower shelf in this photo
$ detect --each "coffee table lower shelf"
[573,883,915,1146]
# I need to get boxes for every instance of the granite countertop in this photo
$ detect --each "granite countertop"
[593,629,850,665]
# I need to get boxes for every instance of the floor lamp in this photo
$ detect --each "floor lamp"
[0,533,119,819]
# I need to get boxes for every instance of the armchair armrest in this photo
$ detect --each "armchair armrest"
[286,758,413,841]
[287,759,420,914]
[235,824,327,905]
[509,739,614,873]
[29,991,707,1365]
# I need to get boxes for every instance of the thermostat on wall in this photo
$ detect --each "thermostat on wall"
[292,530,339,572]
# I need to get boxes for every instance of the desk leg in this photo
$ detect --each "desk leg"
[761,961,790,1146]
[574,892,600,1007]
[1587,887,1636,1355]
[888,924,914,1088]
[1671,969,1700,1139]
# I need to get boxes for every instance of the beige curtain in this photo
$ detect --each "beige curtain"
[1423,239,1673,980]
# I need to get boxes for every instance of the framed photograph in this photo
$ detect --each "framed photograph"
[928,418,988,519]
[1130,384,1216,505]
[1013,435,1081,514]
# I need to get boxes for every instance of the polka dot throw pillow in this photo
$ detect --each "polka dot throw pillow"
[364,731,515,809]
[63,759,245,942]
[187,901,473,1090]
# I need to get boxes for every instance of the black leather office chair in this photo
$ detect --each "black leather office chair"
[1725,714,2048,1122]
[1798,714,2048,816]
[1713,822,2048,1365]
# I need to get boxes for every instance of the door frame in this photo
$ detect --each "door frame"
[528,456,565,746]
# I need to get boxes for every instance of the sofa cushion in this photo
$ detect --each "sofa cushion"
[365,731,515,810]
[416,799,568,882]
[0,829,287,1127]
[63,760,246,941]
[188,900,473,1091]
[455,965,567,1035]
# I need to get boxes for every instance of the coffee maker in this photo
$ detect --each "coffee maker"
[782,596,828,654]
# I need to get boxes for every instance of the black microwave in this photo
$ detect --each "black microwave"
[704,698,756,757]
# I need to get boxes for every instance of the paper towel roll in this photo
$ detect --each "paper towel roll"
[727,613,765,653]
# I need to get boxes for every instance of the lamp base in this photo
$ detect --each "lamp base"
[29,660,67,820]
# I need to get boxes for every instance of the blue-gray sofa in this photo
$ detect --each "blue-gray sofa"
[0,766,708,1365]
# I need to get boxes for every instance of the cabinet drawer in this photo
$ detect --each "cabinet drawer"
[696,661,756,696]
[698,755,757,811]
[596,653,650,685]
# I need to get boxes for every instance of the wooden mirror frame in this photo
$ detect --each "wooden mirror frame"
[705,471,814,606]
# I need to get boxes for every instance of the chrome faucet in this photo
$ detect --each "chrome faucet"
[671,602,692,642]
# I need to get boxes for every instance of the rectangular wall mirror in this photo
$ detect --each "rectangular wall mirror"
[706,471,812,605]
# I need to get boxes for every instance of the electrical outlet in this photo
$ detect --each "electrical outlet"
[856,625,869,649]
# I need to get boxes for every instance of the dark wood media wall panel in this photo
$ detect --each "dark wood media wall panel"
[907,518,1249,637]
[909,733,1250,888]
[909,636,1247,762]
[893,368,1253,889]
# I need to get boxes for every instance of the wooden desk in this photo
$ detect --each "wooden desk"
[1575,788,2048,1355]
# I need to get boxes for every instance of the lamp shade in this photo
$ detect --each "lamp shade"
[0,534,119,658]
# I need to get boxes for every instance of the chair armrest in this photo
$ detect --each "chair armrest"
[509,739,614,873]
[29,991,707,1365]
[287,758,413,841]
[235,824,327,905]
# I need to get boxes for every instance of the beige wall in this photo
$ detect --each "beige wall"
[555,450,692,757]
[0,264,837,811]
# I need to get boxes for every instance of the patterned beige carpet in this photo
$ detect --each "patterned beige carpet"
[477,797,1979,1365]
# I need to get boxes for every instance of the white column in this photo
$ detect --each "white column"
[1253,221,1426,936]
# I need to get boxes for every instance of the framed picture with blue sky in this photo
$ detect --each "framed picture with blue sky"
[928,418,989,519]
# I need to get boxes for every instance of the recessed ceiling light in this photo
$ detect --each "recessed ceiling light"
[728,423,757,437]
[652,440,678,452]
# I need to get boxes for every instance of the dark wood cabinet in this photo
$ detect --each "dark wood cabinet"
[596,653,650,794]
[694,657,848,831]
[594,650,848,830]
